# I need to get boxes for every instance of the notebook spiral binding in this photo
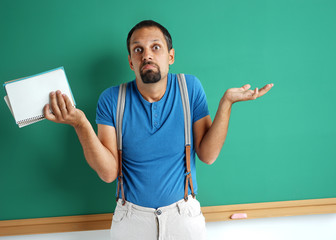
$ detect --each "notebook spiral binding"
[17,115,45,126]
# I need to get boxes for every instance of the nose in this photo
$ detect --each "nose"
[142,47,153,62]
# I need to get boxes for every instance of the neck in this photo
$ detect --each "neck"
[136,75,168,103]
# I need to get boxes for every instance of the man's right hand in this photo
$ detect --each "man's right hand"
[44,90,86,128]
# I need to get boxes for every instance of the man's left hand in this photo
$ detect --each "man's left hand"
[223,83,274,105]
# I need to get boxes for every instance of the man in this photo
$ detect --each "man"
[44,20,273,239]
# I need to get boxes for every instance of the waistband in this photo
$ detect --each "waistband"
[116,195,197,213]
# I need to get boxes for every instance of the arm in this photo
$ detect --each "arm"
[194,83,274,165]
[193,100,231,165]
[43,90,118,183]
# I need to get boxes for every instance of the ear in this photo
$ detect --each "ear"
[128,55,134,71]
[168,48,175,65]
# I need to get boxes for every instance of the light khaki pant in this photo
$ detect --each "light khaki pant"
[110,195,206,240]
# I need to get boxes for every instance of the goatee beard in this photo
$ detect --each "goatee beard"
[141,70,161,84]
[140,62,161,84]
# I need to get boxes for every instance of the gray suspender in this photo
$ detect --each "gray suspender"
[177,74,191,146]
[116,74,195,205]
[116,83,127,151]
[116,83,127,205]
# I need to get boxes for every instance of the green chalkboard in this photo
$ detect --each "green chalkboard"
[1,0,336,221]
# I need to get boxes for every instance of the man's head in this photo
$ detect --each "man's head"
[127,20,175,84]
[127,20,173,55]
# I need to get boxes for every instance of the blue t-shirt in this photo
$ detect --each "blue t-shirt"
[96,73,209,208]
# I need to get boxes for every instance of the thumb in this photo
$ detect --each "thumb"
[240,84,251,91]
[44,104,56,121]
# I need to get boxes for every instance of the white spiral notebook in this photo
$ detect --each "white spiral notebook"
[3,67,76,128]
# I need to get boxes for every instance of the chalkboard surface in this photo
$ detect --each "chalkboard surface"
[1,0,336,221]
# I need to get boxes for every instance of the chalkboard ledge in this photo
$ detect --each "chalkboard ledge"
[1,198,336,237]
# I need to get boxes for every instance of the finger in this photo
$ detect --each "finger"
[44,104,56,121]
[63,93,74,114]
[258,83,274,98]
[49,91,62,118]
[252,88,259,99]
[245,89,257,100]
[56,90,68,118]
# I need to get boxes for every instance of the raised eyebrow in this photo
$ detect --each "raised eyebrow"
[152,39,162,44]
[131,39,162,45]
[152,41,162,46]
[131,40,163,51]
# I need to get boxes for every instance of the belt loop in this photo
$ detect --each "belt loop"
[126,201,132,217]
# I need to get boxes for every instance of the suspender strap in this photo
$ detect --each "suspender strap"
[177,74,191,146]
[177,74,195,201]
[117,83,127,151]
[184,145,195,200]
[116,83,127,205]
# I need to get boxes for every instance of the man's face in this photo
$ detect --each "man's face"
[128,27,175,84]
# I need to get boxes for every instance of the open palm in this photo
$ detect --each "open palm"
[224,83,274,104]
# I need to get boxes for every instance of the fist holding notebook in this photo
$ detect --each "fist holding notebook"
[44,90,86,128]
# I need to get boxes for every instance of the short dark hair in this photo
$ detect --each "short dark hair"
[127,20,173,55]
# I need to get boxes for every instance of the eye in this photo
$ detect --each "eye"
[134,47,142,53]
[153,45,161,51]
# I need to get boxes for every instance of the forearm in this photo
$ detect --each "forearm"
[198,99,232,164]
[44,91,118,182]
[74,118,118,183]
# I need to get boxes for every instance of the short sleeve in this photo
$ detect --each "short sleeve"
[186,75,210,123]
[96,87,116,127]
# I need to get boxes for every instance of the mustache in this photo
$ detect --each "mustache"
[141,61,159,70]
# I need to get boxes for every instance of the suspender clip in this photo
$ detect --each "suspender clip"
[116,175,126,205]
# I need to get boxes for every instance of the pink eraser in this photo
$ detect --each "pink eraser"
[230,213,247,219]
